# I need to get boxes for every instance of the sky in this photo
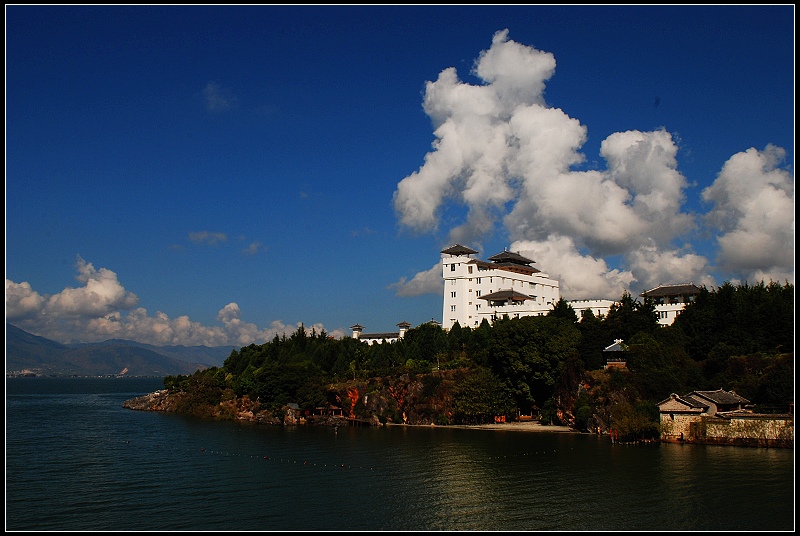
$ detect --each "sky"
[5,5,795,347]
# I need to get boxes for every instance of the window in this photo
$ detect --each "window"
[476,277,481,284]
[450,305,456,312]
[451,291,457,298]
[451,279,456,285]
[476,290,481,297]
[468,266,473,274]
[451,264,456,271]
[529,282,534,288]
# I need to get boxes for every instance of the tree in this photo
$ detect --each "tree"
[486,315,581,412]
[548,297,579,323]
[606,291,659,339]
[451,367,516,424]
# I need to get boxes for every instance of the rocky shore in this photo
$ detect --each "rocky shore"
[122,389,577,432]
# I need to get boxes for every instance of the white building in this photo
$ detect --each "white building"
[640,283,702,326]
[350,321,412,345]
[441,244,561,330]
[568,299,616,320]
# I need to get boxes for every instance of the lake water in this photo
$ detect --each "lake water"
[5,377,795,531]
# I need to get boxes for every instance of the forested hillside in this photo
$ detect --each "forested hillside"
[162,281,794,440]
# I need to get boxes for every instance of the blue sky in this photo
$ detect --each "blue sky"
[6,5,795,346]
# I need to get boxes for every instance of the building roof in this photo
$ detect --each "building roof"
[350,324,365,331]
[478,289,534,302]
[470,258,540,275]
[603,339,627,352]
[441,244,479,256]
[397,321,412,328]
[657,389,751,414]
[686,389,750,406]
[640,283,702,298]
[487,250,536,265]
[360,332,400,340]
[656,393,709,410]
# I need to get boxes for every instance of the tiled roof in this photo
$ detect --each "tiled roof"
[441,244,479,256]
[478,289,534,302]
[656,393,708,410]
[689,389,750,406]
[640,283,702,298]
[603,340,627,352]
[487,250,536,265]
[360,332,400,340]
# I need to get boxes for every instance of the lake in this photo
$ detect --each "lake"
[5,377,795,531]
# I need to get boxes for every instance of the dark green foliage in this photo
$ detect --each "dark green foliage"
[573,392,595,431]
[673,281,794,360]
[161,281,792,434]
[486,315,581,411]
[754,353,794,412]
[577,310,608,370]
[603,291,659,341]
[548,297,579,323]
[539,398,561,425]
[451,367,516,424]
[610,400,660,442]
[402,322,450,361]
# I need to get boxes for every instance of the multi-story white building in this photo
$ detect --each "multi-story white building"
[640,283,702,326]
[441,244,561,330]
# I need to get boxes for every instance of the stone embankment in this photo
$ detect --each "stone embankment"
[122,390,175,411]
[123,389,353,427]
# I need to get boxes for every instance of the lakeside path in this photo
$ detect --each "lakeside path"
[389,421,577,433]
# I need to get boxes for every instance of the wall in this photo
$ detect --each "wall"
[661,413,794,448]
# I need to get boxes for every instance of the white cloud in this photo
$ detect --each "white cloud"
[46,256,140,317]
[702,145,794,283]
[389,263,443,297]
[509,237,634,300]
[393,29,793,300]
[5,280,46,320]
[6,258,335,346]
[625,241,716,292]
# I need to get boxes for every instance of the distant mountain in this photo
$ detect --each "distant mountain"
[5,324,236,377]
[67,338,235,368]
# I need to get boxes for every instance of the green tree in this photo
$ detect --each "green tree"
[451,367,516,424]
[486,315,581,412]
[548,297,579,323]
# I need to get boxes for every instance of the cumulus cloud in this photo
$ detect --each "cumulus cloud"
[6,257,334,346]
[5,280,47,320]
[389,263,443,297]
[508,237,634,300]
[393,29,793,300]
[701,144,794,282]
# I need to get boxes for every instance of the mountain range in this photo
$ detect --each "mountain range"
[5,323,236,377]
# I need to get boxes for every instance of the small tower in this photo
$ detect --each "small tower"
[350,324,364,340]
[397,321,412,338]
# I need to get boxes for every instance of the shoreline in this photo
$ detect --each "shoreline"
[389,421,578,433]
